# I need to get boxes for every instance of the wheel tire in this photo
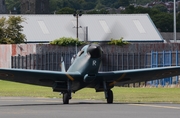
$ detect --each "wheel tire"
[63,93,69,104]
[107,90,113,104]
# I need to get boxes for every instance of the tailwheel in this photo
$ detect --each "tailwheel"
[107,90,113,104]
[63,92,70,104]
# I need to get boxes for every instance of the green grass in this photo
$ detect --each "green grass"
[0,80,58,97]
[0,80,180,103]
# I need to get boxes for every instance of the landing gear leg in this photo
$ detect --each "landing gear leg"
[103,81,113,104]
[62,80,72,104]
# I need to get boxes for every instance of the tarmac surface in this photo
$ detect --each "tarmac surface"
[0,97,180,118]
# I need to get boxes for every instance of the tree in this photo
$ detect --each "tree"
[149,8,161,16]
[56,7,75,14]
[100,0,123,8]
[152,4,167,13]
[177,13,180,32]
[86,9,109,14]
[0,16,26,44]
[118,0,129,7]
[134,6,151,13]
[122,5,174,32]
[49,0,62,13]
[95,1,106,9]
[0,17,6,41]
[85,0,97,2]
[5,0,21,13]
[121,5,135,13]
[151,13,173,32]
[82,2,96,10]
[129,0,152,5]
[122,5,151,14]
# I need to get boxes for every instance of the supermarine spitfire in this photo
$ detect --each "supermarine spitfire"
[0,43,180,104]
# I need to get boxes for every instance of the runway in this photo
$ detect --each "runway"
[0,97,179,118]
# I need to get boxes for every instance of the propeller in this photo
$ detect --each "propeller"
[67,16,118,70]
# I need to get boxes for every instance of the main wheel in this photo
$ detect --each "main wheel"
[107,90,113,104]
[63,93,70,104]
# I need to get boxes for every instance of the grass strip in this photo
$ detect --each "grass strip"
[0,80,180,103]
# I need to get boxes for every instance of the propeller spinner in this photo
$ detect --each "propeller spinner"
[87,44,103,58]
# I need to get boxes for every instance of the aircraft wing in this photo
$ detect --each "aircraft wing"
[0,68,81,87]
[97,66,180,86]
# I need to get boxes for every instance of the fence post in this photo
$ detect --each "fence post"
[41,53,43,70]
[36,54,38,70]
[56,52,58,71]
[155,51,158,87]
[22,56,24,69]
[48,52,50,70]
[116,52,118,70]
[176,50,179,84]
[127,52,129,70]
[138,52,140,69]
[162,51,165,86]
[11,56,14,68]
[121,53,124,70]
[133,53,135,69]
[150,51,153,86]
[169,51,172,85]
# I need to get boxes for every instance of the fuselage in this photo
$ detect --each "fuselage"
[67,44,103,91]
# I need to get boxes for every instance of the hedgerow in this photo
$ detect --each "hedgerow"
[108,38,129,46]
[50,37,85,46]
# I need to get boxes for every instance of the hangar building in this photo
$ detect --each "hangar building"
[0,14,164,43]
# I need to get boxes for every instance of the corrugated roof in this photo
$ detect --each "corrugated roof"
[0,14,163,42]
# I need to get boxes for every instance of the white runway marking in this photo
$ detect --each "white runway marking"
[129,104,180,110]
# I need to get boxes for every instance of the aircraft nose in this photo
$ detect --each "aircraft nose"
[87,44,103,58]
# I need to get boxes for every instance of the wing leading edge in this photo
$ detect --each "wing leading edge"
[0,68,81,87]
[97,66,180,86]
[1,66,180,88]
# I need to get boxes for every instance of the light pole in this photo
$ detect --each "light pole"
[174,0,176,42]
[73,10,82,39]
[73,10,82,54]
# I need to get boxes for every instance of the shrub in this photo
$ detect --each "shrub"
[108,38,129,46]
[50,37,85,46]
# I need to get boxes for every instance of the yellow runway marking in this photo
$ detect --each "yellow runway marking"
[129,104,180,110]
